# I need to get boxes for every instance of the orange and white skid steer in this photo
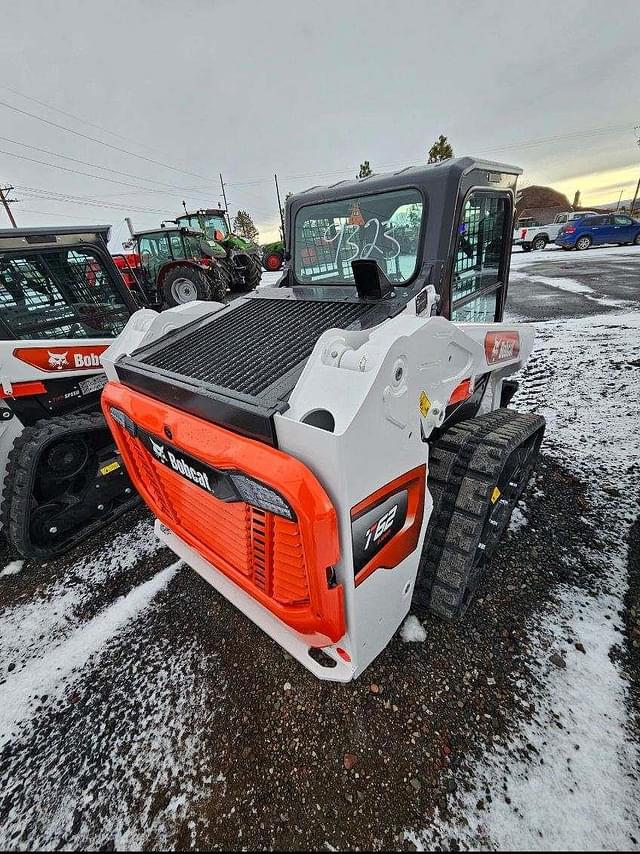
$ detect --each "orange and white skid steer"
[101,158,545,681]
[0,226,140,558]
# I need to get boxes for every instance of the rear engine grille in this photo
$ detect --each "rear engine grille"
[137,297,372,398]
[122,430,311,606]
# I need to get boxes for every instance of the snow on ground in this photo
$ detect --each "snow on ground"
[0,561,180,751]
[0,518,224,850]
[507,502,528,533]
[0,519,161,666]
[401,614,427,643]
[1,559,24,578]
[412,310,640,850]
[509,270,626,308]
[510,244,640,268]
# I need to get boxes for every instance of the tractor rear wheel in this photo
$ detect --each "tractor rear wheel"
[241,256,262,292]
[413,409,545,620]
[161,265,214,307]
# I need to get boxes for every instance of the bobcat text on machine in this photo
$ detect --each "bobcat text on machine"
[0,225,140,558]
[101,158,545,681]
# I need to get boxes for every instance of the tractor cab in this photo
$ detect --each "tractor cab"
[279,157,520,322]
[176,208,263,293]
[126,226,227,308]
[176,208,229,243]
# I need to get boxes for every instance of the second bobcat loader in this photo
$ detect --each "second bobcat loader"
[101,158,544,681]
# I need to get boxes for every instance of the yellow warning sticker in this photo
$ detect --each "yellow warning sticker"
[491,486,501,504]
[419,391,431,417]
[99,461,121,476]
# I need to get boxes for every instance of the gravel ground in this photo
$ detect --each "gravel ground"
[0,248,639,850]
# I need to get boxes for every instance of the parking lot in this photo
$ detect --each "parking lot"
[0,246,639,850]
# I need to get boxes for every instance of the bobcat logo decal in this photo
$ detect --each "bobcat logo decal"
[149,438,167,463]
[48,351,68,370]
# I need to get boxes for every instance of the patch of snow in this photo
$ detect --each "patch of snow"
[0,520,161,666]
[507,504,528,533]
[0,561,180,750]
[510,270,593,295]
[510,244,640,268]
[510,270,626,308]
[0,577,227,850]
[401,614,427,643]
[1,559,24,578]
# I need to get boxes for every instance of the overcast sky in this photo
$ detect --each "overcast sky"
[1,0,638,245]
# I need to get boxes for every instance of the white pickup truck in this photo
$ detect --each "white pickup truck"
[513,210,598,251]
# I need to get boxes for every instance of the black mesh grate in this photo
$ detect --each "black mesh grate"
[138,297,373,398]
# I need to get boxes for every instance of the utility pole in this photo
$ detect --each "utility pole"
[274,173,285,248]
[631,126,640,217]
[219,173,231,231]
[0,184,18,228]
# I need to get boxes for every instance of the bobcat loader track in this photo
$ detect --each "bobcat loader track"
[1,412,139,560]
[414,409,546,620]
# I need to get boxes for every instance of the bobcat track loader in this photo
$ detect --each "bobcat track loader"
[0,226,140,558]
[101,158,545,681]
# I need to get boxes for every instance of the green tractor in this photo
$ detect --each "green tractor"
[175,207,262,292]
[125,225,228,308]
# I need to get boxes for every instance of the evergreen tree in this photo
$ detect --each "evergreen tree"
[357,160,373,178]
[427,135,454,164]
[233,209,259,242]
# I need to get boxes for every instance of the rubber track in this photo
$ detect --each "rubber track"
[1,412,139,559]
[413,409,545,620]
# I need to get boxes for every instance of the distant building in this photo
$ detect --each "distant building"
[516,185,573,225]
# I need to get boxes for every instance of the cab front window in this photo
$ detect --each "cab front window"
[294,189,423,285]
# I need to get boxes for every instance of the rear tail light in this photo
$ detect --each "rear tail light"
[228,473,295,520]
[565,226,576,234]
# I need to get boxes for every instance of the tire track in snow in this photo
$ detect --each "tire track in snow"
[0,519,162,666]
[1,561,181,750]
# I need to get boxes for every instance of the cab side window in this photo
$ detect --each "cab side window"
[169,233,184,257]
[451,192,509,323]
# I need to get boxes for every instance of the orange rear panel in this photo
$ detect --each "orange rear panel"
[102,382,344,645]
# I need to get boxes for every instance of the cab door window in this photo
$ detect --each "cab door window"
[451,192,509,323]
[0,248,129,339]
[138,233,171,282]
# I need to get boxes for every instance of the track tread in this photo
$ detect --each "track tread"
[1,412,138,559]
[413,409,545,620]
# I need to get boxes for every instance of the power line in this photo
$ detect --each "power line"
[0,84,178,159]
[224,120,640,188]
[0,134,210,194]
[0,98,219,184]
[0,146,220,201]
[15,184,173,216]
